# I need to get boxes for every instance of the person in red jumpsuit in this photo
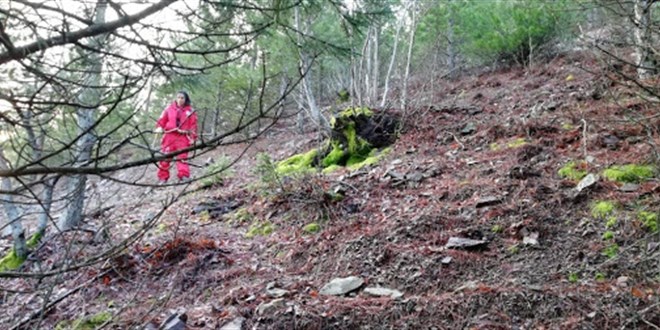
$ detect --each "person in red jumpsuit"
[156,91,198,183]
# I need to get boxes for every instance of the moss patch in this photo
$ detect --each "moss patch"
[276,149,319,176]
[558,160,588,181]
[0,248,26,271]
[507,137,528,148]
[591,201,616,219]
[303,223,321,234]
[26,231,43,248]
[55,312,112,330]
[602,164,655,183]
[638,211,658,233]
[245,221,274,238]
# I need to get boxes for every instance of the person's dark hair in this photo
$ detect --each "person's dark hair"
[177,90,191,106]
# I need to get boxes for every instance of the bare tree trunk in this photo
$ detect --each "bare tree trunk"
[401,3,418,112]
[58,0,107,231]
[447,1,458,79]
[633,0,656,80]
[0,149,26,260]
[372,28,380,105]
[294,6,329,132]
[381,20,402,107]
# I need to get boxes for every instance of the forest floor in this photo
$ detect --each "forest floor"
[3,50,660,329]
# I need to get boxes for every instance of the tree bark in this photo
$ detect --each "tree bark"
[401,2,418,112]
[0,149,26,260]
[381,19,402,107]
[633,0,656,80]
[58,0,107,231]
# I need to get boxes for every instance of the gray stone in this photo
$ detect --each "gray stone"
[441,256,452,264]
[266,287,289,298]
[575,173,598,193]
[319,276,364,296]
[461,122,477,135]
[445,237,487,249]
[364,287,404,299]
[475,196,501,208]
[219,317,245,330]
[620,183,639,192]
[159,314,186,330]
[256,298,285,315]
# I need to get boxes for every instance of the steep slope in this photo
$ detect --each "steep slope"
[4,51,659,329]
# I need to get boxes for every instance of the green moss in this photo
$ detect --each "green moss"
[303,223,321,234]
[276,149,319,175]
[602,244,619,259]
[568,272,579,283]
[507,137,527,148]
[489,143,501,151]
[55,311,112,330]
[26,231,43,248]
[322,164,343,173]
[561,123,574,130]
[638,211,658,233]
[322,142,346,167]
[245,221,274,238]
[602,164,655,183]
[591,201,616,219]
[0,248,26,271]
[602,231,614,240]
[595,273,606,281]
[605,216,617,229]
[558,160,588,181]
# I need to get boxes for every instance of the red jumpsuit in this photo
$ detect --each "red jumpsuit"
[156,102,198,182]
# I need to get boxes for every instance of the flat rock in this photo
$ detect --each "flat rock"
[619,183,639,192]
[319,276,364,296]
[363,287,403,299]
[256,298,285,315]
[475,196,501,208]
[445,237,487,249]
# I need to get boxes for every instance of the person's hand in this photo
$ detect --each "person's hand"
[154,127,163,133]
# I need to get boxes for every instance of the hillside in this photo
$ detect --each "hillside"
[3,50,660,329]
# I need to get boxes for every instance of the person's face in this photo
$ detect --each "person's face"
[176,93,186,107]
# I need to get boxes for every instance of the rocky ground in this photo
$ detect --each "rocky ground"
[2,50,660,329]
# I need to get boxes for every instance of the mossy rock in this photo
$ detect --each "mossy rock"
[602,164,655,183]
[0,248,26,271]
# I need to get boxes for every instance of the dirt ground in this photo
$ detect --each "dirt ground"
[2,50,659,329]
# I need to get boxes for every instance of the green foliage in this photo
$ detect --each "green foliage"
[491,225,503,233]
[602,164,655,183]
[55,312,112,330]
[602,231,614,240]
[303,223,321,234]
[199,155,234,189]
[245,221,274,238]
[595,273,606,282]
[637,211,658,233]
[418,0,578,66]
[591,201,616,219]
[0,248,26,271]
[602,244,619,259]
[558,160,588,181]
